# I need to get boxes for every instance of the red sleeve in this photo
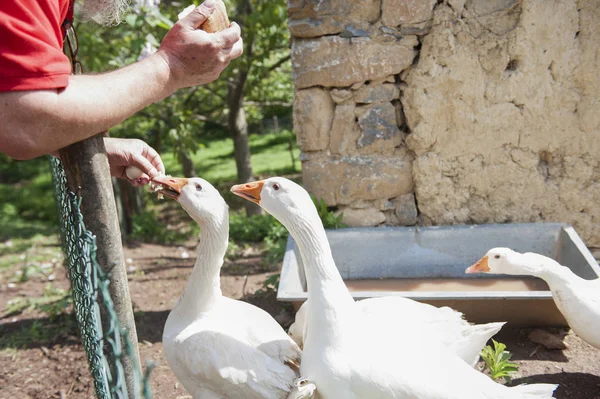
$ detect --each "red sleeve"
[0,0,71,91]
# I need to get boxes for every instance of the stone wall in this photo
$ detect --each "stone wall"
[289,0,600,246]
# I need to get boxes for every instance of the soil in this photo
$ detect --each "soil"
[1,241,600,399]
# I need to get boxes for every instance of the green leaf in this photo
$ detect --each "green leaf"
[125,14,138,26]
[480,340,520,383]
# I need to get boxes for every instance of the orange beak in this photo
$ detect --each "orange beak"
[230,181,265,204]
[465,256,490,274]
[151,176,188,200]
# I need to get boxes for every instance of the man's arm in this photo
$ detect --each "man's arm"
[0,1,243,160]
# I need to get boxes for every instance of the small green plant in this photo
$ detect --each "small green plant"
[480,339,520,383]
[264,222,288,266]
[225,239,242,260]
[311,195,347,229]
[130,210,189,244]
[263,273,280,292]
[229,213,278,242]
[18,263,31,282]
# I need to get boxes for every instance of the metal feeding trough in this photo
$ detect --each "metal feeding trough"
[278,223,600,326]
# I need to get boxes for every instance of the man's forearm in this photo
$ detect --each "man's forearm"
[0,52,175,160]
[0,1,243,161]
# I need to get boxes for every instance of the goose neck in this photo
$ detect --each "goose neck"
[176,217,229,317]
[288,215,354,307]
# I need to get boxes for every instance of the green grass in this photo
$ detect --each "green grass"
[162,131,300,183]
[0,314,78,349]
[5,284,72,318]
[0,130,300,251]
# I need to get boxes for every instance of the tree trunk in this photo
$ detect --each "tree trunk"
[227,10,261,216]
[225,0,261,216]
[228,83,261,216]
[115,179,144,237]
[59,135,141,397]
[180,152,197,178]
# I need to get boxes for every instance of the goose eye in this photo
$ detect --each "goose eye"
[196,184,202,191]
[494,254,501,259]
[272,183,280,191]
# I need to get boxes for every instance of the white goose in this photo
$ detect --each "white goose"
[288,295,504,367]
[467,247,600,349]
[233,181,503,367]
[152,176,314,399]
[232,177,558,399]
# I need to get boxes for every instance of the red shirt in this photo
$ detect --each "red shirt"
[0,0,72,91]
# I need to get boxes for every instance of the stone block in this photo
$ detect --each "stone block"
[381,0,436,26]
[293,88,334,152]
[292,36,417,89]
[354,83,400,103]
[288,0,381,38]
[330,104,360,155]
[356,103,403,154]
[331,89,354,103]
[302,155,414,206]
[339,207,386,227]
[393,193,418,225]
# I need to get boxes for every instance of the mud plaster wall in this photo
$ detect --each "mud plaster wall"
[289,0,600,247]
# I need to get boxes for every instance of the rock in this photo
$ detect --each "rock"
[292,36,418,89]
[448,0,466,13]
[301,155,414,206]
[394,101,406,128]
[400,20,433,36]
[393,193,418,225]
[466,0,522,35]
[330,89,353,103]
[348,199,373,209]
[381,0,437,27]
[330,104,361,155]
[354,83,400,103]
[403,1,600,246]
[528,329,568,350]
[377,199,396,211]
[356,103,403,154]
[468,0,519,16]
[338,207,386,227]
[293,88,334,152]
[340,25,370,38]
[288,0,381,38]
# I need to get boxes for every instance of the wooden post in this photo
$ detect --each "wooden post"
[273,115,280,135]
[60,135,141,398]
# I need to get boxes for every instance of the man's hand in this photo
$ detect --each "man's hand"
[104,138,165,186]
[157,0,244,90]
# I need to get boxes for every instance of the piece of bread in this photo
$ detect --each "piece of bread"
[200,0,230,33]
[177,1,230,32]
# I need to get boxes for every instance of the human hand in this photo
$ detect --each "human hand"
[104,138,165,186]
[157,0,244,90]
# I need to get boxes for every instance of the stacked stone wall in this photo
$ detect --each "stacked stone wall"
[289,0,600,246]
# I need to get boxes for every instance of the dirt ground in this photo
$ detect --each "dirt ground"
[1,240,599,399]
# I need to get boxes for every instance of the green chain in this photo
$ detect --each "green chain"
[50,156,153,399]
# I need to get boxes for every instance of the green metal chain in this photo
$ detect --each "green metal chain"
[50,156,153,399]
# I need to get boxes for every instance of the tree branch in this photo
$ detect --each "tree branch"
[254,54,291,85]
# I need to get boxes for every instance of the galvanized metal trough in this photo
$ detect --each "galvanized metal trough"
[278,223,600,326]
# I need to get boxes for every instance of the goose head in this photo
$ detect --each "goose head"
[230,177,321,229]
[466,247,546,276]
[152,176,227,226]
